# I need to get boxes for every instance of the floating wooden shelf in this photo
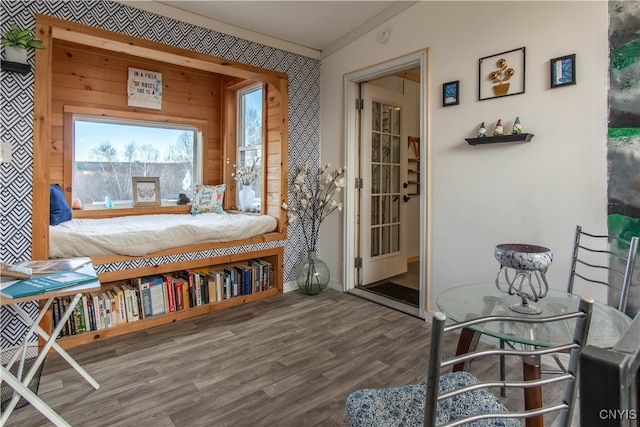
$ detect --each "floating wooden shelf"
[465,133,534,146]
[1,60,30,74]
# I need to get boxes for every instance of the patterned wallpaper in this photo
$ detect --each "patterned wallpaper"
[0,0,320,347]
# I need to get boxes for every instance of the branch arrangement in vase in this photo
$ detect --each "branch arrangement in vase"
[282,163,346,252]
[228,157,261,186]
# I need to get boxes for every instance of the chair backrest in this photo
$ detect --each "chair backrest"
[567,225,639,313]
[424,296,594,427]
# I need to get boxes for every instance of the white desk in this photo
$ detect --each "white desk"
[1,266,101,426]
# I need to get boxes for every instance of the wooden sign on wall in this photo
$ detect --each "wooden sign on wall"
[128,67,162,110]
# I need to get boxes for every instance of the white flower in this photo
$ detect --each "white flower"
[282,162,346,252]
[227,157,261,186]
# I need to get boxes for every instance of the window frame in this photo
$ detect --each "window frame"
[225,82,267,211]
[236,83,264,210]
[63,106,207,215]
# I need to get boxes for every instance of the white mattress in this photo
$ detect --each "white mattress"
[50,213,277,258]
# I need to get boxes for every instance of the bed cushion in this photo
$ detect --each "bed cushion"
[191,183,226,214]
[50,184,72,226]
[49,212,277,257]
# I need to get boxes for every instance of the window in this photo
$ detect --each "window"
[73,116,200,208]
[237,85,263,207]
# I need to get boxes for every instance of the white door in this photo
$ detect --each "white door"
[360,84,409,285]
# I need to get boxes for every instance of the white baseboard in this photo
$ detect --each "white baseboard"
[283,278,343,293]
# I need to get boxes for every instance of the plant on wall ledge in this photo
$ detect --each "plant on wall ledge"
[1,24,45,64]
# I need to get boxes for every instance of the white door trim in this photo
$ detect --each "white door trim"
[342,50,430,319]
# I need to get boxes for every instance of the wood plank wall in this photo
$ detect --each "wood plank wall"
[51,39,223,198]
[32,15,289,259]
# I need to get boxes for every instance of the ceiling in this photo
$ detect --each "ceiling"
[148,1,417,57]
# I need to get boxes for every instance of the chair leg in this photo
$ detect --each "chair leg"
[500,339,506,397]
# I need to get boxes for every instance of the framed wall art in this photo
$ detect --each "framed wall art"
[442,80,459,106]
[478,47,525,101]
[550,54,576,88]
[132,176,161,207]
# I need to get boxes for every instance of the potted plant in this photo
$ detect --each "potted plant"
[1,24,45,64]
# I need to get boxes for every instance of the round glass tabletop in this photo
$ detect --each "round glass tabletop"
[436,283,632,348]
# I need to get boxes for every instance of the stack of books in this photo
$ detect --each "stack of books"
[0,257,96,299]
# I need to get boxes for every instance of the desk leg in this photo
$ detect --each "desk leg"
[2,294,99,424]
[0,367,70,427]
[523,355,543,427]
[10,296,99,389]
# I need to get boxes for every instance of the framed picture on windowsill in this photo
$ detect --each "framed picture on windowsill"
[132,177,161,207]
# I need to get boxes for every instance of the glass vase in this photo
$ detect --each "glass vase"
[238,184,255,212]
[296,251,330,295]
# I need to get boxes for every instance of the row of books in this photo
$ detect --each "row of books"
[52,259,274,337]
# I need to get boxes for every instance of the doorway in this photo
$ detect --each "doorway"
[342,50,429,319]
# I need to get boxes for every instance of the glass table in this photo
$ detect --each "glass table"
[437,283,632,427]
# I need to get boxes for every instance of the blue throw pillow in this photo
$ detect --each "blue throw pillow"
[50,184,72,225]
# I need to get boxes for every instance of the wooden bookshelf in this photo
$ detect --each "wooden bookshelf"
[53,247,283,349]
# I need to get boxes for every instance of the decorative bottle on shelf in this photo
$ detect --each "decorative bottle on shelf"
[105,196,113,209]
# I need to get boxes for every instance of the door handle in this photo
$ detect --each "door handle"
[403,195,411,202]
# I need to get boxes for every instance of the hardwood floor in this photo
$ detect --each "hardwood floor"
[3,289,577,426]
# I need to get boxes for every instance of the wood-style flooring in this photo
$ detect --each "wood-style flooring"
[3,289,577,426]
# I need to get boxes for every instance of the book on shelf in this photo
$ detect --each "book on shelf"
[81,294,91,331]
[148,276,166,316]
[174,277,189,310]
[123,284,140,322]
[1,269,98,299]
[1,257,92,279]
[135,276,158,319]
[161,274,176,313]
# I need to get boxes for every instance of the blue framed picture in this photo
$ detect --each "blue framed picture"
[442,80,459,106]
[550,54,576,88]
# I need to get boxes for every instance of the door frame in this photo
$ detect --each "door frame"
[342,49,431,319]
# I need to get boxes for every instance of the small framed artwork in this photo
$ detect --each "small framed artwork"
[442,80,459,106]
[132,176,161,207]
[550,54,576,88]
[479,46,526,101]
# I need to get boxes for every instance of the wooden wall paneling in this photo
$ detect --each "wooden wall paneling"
[62,112,73,202]
[32,21,54,260]
[223,78,238,208]
[33,14,288,260]
[51,39,223,204]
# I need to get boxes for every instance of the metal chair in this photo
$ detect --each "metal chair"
[345,297,594,427]
[567,225,638,314]
[542,225,638,376]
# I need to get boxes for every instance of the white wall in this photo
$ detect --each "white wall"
[320,1,609,310]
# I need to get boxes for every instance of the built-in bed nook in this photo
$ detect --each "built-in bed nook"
[32,15,289,348]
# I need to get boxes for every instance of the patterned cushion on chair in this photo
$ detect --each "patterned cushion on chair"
[345,371,522,427]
